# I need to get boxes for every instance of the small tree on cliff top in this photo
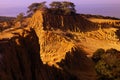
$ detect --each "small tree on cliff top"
[27,1,47,16]
[27,1,76,16]
[62,1,76,14]
[16,12,24,22]
[49,1,76,15]
[49,1,62,8]
[49,1,62,14]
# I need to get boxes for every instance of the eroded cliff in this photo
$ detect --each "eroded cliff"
[28,11,97,80]
[0,28,45,80]
[30,11,120,55]
[28,11,120,80]
[0,11,99,80]
[0,28,81,80]
[3,10,120,80]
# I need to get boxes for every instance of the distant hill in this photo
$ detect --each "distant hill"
[0,16,15,22]
[80,14,120,20]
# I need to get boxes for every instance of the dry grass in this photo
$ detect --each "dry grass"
[89,18,120,23]
[68,27,120,56]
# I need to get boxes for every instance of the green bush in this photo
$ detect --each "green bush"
[92,48,120,80]
[92,48,105,63]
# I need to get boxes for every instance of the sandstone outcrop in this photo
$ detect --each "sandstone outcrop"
[28,11,97,80]
[3,10,119,80]
[0,28,45,80]
[0,28,81,80]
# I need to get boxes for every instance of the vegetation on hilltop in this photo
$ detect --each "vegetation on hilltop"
[27,1,48,16]
[16,13,24,22]
[27,1,76,16]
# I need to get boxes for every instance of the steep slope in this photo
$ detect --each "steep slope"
[29,11,120,79]
[29,10,120,58]
[29,11,97,80]
[0,28,79,80]
[0,28,45,80]
[42,13,98,32]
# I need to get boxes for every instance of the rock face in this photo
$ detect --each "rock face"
[28,11,97,80]
[0,28,45,80]
[0,28,80,80]
[0,28,75,80]
[0,11,98,80]
[42,12,97,32]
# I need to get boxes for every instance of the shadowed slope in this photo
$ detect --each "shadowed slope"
[0,28,44,80]
[0,28,79,80]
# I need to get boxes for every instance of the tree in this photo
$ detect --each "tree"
[49,1,62,14]
[49,1,62,8]
[61,1,76,15]
[49,1,76,15]
[16,12,24,22]
[92,48,105,63]
[27,1,76,16]
[27,1,47,16]
[92,48,120,80]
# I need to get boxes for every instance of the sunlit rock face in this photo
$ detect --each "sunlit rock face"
[28,11,97,80]
[1,10,120,80]
[4,9,120,80]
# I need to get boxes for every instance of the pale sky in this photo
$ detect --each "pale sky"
[0,0,119,8]
[0,0,120,17]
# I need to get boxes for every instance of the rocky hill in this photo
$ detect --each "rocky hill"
[0,11,120,80]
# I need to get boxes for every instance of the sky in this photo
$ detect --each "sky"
[0,0,120,17]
